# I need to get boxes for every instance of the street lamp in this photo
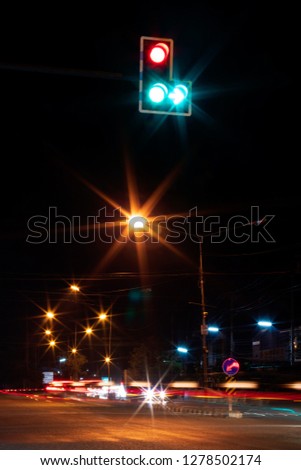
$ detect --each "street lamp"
[177,347,188,354]
[199,240,209,389]
[70,284,80,293]
[98,310,113,379]
[208,326,219,333]
[252,320,274,364]
[189,241,209,388]
[257,320,273,328]
[105,356,111,382]
[128,212,209,387]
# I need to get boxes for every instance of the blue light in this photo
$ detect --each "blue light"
[208,326,219,333]
[177,347,188,354]
[258,321,272,327]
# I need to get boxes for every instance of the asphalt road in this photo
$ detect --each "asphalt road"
[0,393,301,450]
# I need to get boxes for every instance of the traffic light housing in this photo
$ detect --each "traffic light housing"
[139,36,192,116]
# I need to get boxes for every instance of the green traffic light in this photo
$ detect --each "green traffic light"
[148,82,190,108]
[148,83,168,103]
[169,84,189,105]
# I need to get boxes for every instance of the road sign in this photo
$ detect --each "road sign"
[222,357,240,376]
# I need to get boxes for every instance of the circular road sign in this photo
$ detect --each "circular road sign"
[222,357,240,376]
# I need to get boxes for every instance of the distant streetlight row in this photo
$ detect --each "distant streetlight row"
[40,293,113,379]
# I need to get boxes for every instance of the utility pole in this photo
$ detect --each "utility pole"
[199,241,208,389]
[290,273,295,367]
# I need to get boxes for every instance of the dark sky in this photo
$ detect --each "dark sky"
[0,2,299,377]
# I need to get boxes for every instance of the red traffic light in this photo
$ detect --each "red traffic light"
[140,37,173,76]
[149,42,170,64]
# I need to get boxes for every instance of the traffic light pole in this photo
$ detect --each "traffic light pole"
[199,240,208,389]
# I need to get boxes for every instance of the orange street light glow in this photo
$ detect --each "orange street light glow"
[68,156,194,278]
[70,284,80,292]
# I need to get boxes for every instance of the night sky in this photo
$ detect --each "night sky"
[0,3,298,382]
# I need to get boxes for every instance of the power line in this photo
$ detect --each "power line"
[0,62,123,80]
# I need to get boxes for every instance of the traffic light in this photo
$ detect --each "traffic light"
[139,36,192,116]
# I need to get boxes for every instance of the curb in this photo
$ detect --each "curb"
[153,402,243,418]
[167,405,228,416]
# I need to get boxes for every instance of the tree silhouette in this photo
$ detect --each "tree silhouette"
[66,352,87,380]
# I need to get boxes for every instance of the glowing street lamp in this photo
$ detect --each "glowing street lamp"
[177,346,188,354]
[199,241,208,389]
[128,214,149,240]
[99,312,107,321]
[258,320,273,328]
[70,284,80,293]
[208,326,219,333]
[99,310,112,378]
[104,356,111,381]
